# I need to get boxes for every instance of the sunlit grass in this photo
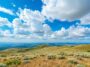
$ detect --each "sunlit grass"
[0,44,89,67]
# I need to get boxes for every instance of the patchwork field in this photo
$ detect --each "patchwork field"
[0,44,90,67]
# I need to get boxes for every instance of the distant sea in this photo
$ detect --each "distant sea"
[0,42,90,50]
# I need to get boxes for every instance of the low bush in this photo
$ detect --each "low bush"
[23,57,30,60]
[58,56,66,59]
[5,59,21,66]
[58,52,67,56]
[47,55,56,60]
[23,60,30,64]
[68,60,78,65]
[0,55,7,57]
[0,63,7,67]
[87,50,90,52]
[76,64,86,67]
[76,56,83,60]
[23,56,32,64]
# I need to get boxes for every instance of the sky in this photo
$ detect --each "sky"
[0,0,90,43]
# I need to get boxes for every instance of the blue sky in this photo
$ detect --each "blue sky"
[0,0,43,21]
[0,0,90,43]
[0,0,80,30]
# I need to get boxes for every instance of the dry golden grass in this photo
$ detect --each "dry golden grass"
[0,44,90,67]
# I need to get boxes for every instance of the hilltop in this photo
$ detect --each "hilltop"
[0,44,90,67]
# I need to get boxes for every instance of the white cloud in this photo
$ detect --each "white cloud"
[12,9,45,37]
[12,18,21,29]
[42,0,90,20]
[0,6,90,43]
[50,27,68,39]
[60,26,90,39]
[4,7,90,42]
[12,18,30,35]
[0,6,14,15]
[43,24,52,39]
[0,17,12,27]
[43,24,52,34]
[0,29,12,37]
[48,25,90,40]
[19,8,45,23]
[80,13,90,25]
[67,26,86,38]
[3,30,13,37]
[54,27,67,37]
[19,9,45,34]
[0,17,13,37]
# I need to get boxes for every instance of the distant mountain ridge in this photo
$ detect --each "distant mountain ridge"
[0,42,90,50]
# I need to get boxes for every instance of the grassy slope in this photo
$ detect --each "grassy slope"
[0,44,90,67]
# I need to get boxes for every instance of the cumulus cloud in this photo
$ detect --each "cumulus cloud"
[0,7,14,15]
[0,17,12,37]
[80,13,90,25]
[11,8,46,38]
[4,7,90,41]
[19,8,45,23]
[51,26,90,39]
[67,26,88,38]
[0,5,90,42]
[19,9,45,33]
[50,27,67,39]
[45,26,90,41]
[42,0,90,20]
[12,18,31,36]
[0,17,12,27]
[3,30,13,37]
[43,24,52,34]
[43,24,52,38]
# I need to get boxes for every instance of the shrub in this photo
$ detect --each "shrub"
[23,56,31,64]
[23,57,30,60]
[23,56,36,60]
[58,56,66,59]
[76,56,83,60]
[23,60,30,64]
[47,55,56,60]
[68,60,78,65]
[59,52,66,56]
[40,55,45,57]
[76,64,86,67]
[0,55,7,57]
[5,59,21,66]
[75,52,90,58]
[87,50,90,52]
[0,63,7,67]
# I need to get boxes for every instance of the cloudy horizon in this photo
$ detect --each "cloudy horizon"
[0,0,90,43]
